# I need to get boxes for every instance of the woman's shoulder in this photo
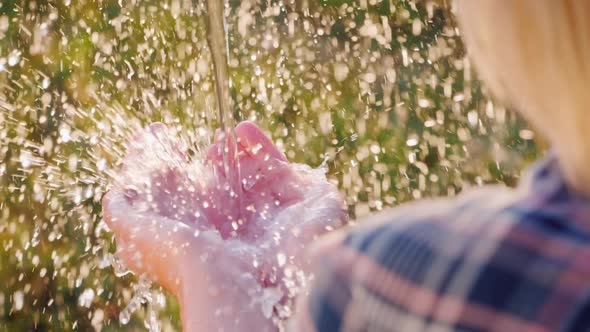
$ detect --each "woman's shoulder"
[347,183,520,241]
[309,183,522,276]
[305,181,590,332]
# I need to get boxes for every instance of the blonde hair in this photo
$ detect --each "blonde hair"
[455,1,590,194]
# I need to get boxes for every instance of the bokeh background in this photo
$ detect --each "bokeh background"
[0,0,541,330]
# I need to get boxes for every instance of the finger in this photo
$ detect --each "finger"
[102,191,222,296]
[206,121,288,169]
[260,178,347,271]
[235,121,287,162]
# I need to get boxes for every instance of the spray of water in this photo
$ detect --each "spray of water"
[0,1,539,330]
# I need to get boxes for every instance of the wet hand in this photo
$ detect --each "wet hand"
[102,122,346,331]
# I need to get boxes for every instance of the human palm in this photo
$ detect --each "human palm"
[102,122,346,331]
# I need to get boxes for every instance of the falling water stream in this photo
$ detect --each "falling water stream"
[205,0,234,133]
[204,0,243,216]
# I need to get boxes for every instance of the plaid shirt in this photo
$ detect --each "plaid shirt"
[299,155,590,332]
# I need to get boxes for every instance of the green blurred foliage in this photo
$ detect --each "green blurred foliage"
[0,0,540,331]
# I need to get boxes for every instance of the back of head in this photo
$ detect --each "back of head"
[456,1,590,194]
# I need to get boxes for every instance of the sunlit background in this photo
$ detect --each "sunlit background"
[0,0,540,330]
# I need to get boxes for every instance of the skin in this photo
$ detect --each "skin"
[102,121,347,331]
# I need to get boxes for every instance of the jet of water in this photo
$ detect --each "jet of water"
[204,0,243,219]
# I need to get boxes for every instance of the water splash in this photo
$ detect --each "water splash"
[0,0,539,330]
[119,275,153,325]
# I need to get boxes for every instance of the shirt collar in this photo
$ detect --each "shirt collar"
[521,152,569,202]
[521,151,590,235]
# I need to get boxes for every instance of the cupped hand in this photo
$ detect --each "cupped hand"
[102,122,346,331]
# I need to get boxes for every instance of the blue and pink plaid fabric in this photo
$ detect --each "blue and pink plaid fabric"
[302,155,590,331]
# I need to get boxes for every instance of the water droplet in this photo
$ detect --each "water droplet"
[260,288,283,319]
[519,129,535,140]
[42,77,50,89]
[123,185,139,201]
[31,227,40,247]
[112,257,132,277]
[412,18,422,36]
[406,137,419,147]
[277,253,286,267]
[8,51,20,66]
[19,151,32,168]
[97,158,107,171]
[250,143,263,155]
[78,288,95,308]
[59,126,71,143]
[13,291,24,311]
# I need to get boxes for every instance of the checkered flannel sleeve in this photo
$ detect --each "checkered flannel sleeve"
[297,187,590,332]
